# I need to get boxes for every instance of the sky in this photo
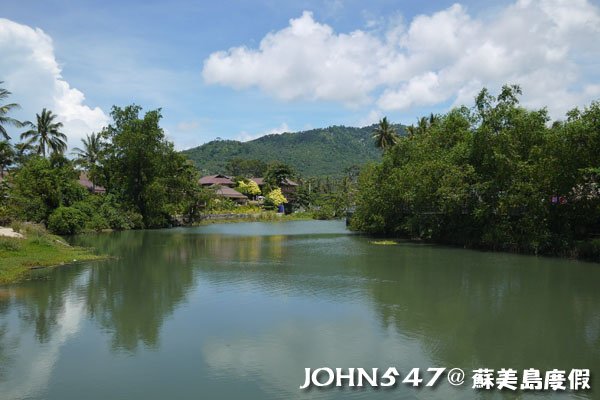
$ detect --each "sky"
[1,0,599,150]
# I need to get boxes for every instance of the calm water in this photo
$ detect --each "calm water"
[0,220,598,399]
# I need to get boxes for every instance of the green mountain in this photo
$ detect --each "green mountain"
[182,124,405,177]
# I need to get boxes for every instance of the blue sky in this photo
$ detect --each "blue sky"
[1,0,599,149]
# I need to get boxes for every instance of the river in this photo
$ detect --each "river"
[0,220,598,399]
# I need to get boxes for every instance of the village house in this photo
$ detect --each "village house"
[250,177,298,199]
[199,174,248,204]
[78,172,106,194]
[199,174,235,187]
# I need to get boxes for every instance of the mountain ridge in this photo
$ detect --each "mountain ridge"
[181,124,406,177]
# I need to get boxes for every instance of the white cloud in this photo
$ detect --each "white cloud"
[175,120,200,132]
[235,122,290,142]
[203,0,600,119]
[357,109,383,127]
[0,18,108,147]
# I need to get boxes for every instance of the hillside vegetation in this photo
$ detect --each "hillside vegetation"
[181,125,406,177]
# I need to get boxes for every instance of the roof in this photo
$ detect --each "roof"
[282,178,298,186]
[214,186,248,199]
[250,177,297,186]
[78,172,106,194]
[199,174,234,186]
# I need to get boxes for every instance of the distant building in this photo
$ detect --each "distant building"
[78,172,106,194]
[199,174,235,187]
[213,186,248,204]
[250,177,298,198]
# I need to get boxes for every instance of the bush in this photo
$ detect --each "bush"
[0,238,22,251]
[48,206,86,235]
[575,239,600,262]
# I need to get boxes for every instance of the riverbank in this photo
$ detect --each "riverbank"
[194,211,315,226]
[0,224,103,284]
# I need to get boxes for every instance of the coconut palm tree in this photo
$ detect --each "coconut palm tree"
[20,108,67,157]
[72,132,102,169]
[372,117,399,150]
[0,141,15,175]
[0,82,25,140]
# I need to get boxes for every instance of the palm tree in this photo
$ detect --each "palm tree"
[20,108,67,157]
[0,81,25,140]
[0,141,15,175]
[12,140,35,165]
[372,117,399,150]
[408,113,439,137]
[72,132,102,169]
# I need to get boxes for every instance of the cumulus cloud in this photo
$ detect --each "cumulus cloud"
[0,18,108,147]
[235,122,290,142]
[203,0,600,119]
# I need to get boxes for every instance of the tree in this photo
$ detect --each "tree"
[9,155,87,223]
[98,105,202,227]
[0,82,25,140]
[236,179,261,197]
[372,117,399,150]
[20,108,67,157]
[264,161,294,188]
[265,188,287,207]
[0,141,15,175]
[225,158,267,177]
[72,132,103,170]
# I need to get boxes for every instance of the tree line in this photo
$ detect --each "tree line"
[0,82,208,234]
[354,85,600,260]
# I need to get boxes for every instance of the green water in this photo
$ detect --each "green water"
[0,220,598,399]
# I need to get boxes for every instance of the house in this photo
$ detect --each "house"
[213,186,248,204]
[78,172,106,194]
[250,177,298,198]
[199,175,248,203]
[199,174,235,187]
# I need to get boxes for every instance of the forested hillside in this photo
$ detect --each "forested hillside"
[182,125,405,177]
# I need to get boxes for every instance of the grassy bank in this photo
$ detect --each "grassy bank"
[195,211,315,226]
[0,224,103,285]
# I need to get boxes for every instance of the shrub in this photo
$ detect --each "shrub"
[47,206,86,235]
[0,238,22,251]
[265,188,287,207]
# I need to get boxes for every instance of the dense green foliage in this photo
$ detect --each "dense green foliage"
[225,157,267,177]
[94,105,207,227]
[182,125,404,177]
[0,95,210,233]
[351,85,600,258]
[9,155,88,223]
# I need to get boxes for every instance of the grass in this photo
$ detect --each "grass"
[0,224,103,285]
[195,210,316,226]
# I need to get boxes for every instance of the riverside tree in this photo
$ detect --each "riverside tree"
[351,85,600,258]
[96,105,204,227]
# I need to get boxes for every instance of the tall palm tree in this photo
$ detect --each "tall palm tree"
[372,117,399,150]
[20,108,67,157]
[0,81,25,140]
[72,132,102,169]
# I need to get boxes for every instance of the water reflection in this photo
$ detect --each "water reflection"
[0,221,598,400]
